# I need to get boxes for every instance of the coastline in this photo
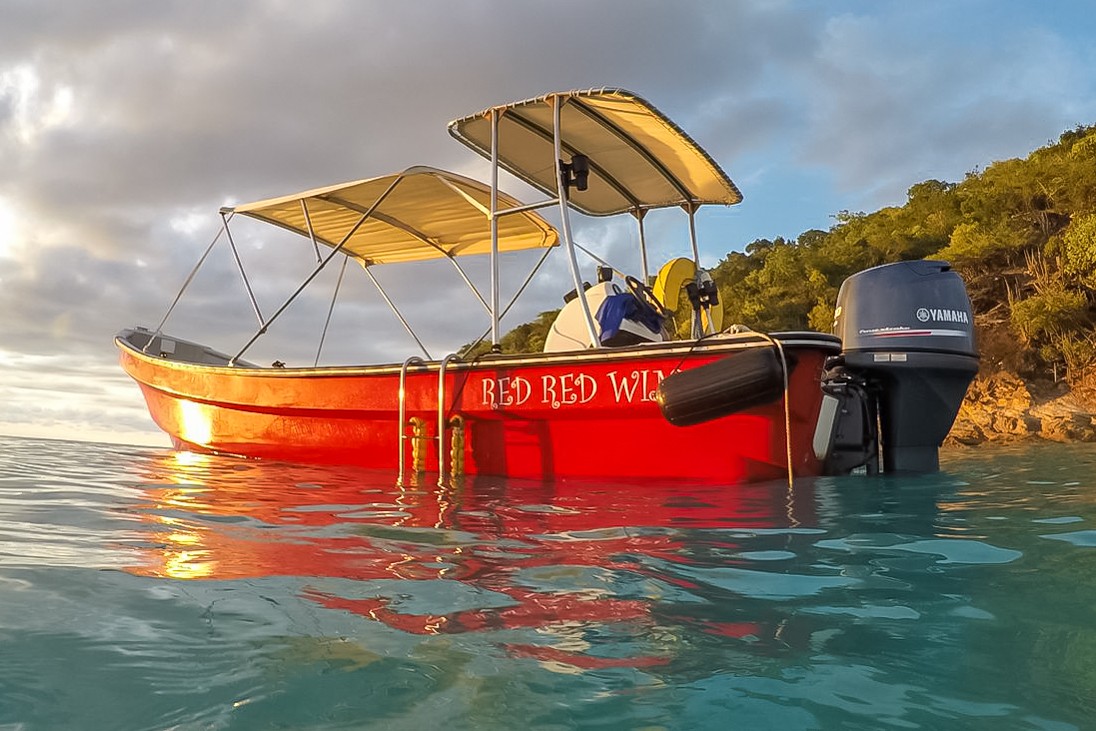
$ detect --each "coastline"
[946,370,1096,446]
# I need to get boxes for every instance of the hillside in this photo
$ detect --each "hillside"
[479,125,1096,443]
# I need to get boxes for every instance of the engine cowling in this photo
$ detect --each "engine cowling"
[824,260,979,473]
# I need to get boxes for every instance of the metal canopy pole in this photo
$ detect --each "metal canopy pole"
[571,240,620,273]
[553,94,600,349]
[635,208,650,283]
[363,266,432,360]
[446,256,491,315]
[489,108,501,350]
[685,202,703,339]
[495,198,558,216]
[144,222,227,351]
[300,199,322,262]
[686,202,701,267]
[228,172,407,365]
[221,211,265,328]
[314,255,348,366]
[461,244,554,355]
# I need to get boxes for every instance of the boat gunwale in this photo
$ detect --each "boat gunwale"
[116,330,841,379]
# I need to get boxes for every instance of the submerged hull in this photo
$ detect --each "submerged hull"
[117,331,841,483]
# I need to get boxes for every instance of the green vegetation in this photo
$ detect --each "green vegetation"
[480,125,1096,380]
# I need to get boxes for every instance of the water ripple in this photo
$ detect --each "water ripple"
[1,436,1095,730]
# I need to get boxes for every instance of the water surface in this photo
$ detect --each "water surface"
[1,435,1094,729]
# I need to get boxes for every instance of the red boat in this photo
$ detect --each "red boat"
[118,89,978,482]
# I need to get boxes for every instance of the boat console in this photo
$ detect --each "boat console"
[544,281,666,352]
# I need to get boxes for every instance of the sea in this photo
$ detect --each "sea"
[1,434,1094,731]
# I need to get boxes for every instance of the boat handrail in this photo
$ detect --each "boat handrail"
[437,353,461,486]
[397,355,427,486]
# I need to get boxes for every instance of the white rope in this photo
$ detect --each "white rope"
[765,335,794,490]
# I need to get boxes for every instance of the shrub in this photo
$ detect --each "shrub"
[1062,213,1096,289]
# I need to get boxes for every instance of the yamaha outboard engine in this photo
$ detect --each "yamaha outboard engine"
[818,260,979,474]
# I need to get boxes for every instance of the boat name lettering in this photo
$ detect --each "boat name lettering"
[607,369,666,403]
[482,376,532,408]
[541,373,597,409]
[480,370,666,408]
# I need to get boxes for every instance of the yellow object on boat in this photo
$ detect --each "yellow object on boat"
[653,258,697,312]
[653,258,724,334]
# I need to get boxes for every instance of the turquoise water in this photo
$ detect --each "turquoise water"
[1,435,1094,730]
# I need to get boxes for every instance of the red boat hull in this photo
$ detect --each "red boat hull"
[117,333,840,483]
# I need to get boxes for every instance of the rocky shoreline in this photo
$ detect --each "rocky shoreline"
[946,371,1096,446]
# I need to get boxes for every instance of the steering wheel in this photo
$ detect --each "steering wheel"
[625,275,671,320]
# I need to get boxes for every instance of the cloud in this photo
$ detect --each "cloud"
[796,5,1096,209]
[1,0,1094,442]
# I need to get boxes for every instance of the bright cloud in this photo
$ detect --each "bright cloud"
[0,64,74,146]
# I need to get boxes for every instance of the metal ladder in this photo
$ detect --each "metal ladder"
[397,354,462,486]
[397,356,424,486]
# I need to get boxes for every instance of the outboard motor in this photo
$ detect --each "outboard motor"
[818,260,979,474]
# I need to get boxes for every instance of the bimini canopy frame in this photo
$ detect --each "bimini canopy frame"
[448,88,742,347]
[150,166,559,365]
[230,164,558,264]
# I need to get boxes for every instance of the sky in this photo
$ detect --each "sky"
[2,0,1095,447]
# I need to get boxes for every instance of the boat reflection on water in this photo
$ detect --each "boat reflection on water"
[126,451,836,669]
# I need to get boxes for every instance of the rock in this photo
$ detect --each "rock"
[945,369,1096,445]
[1037,413,1096,443]
[946,420,985,446]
